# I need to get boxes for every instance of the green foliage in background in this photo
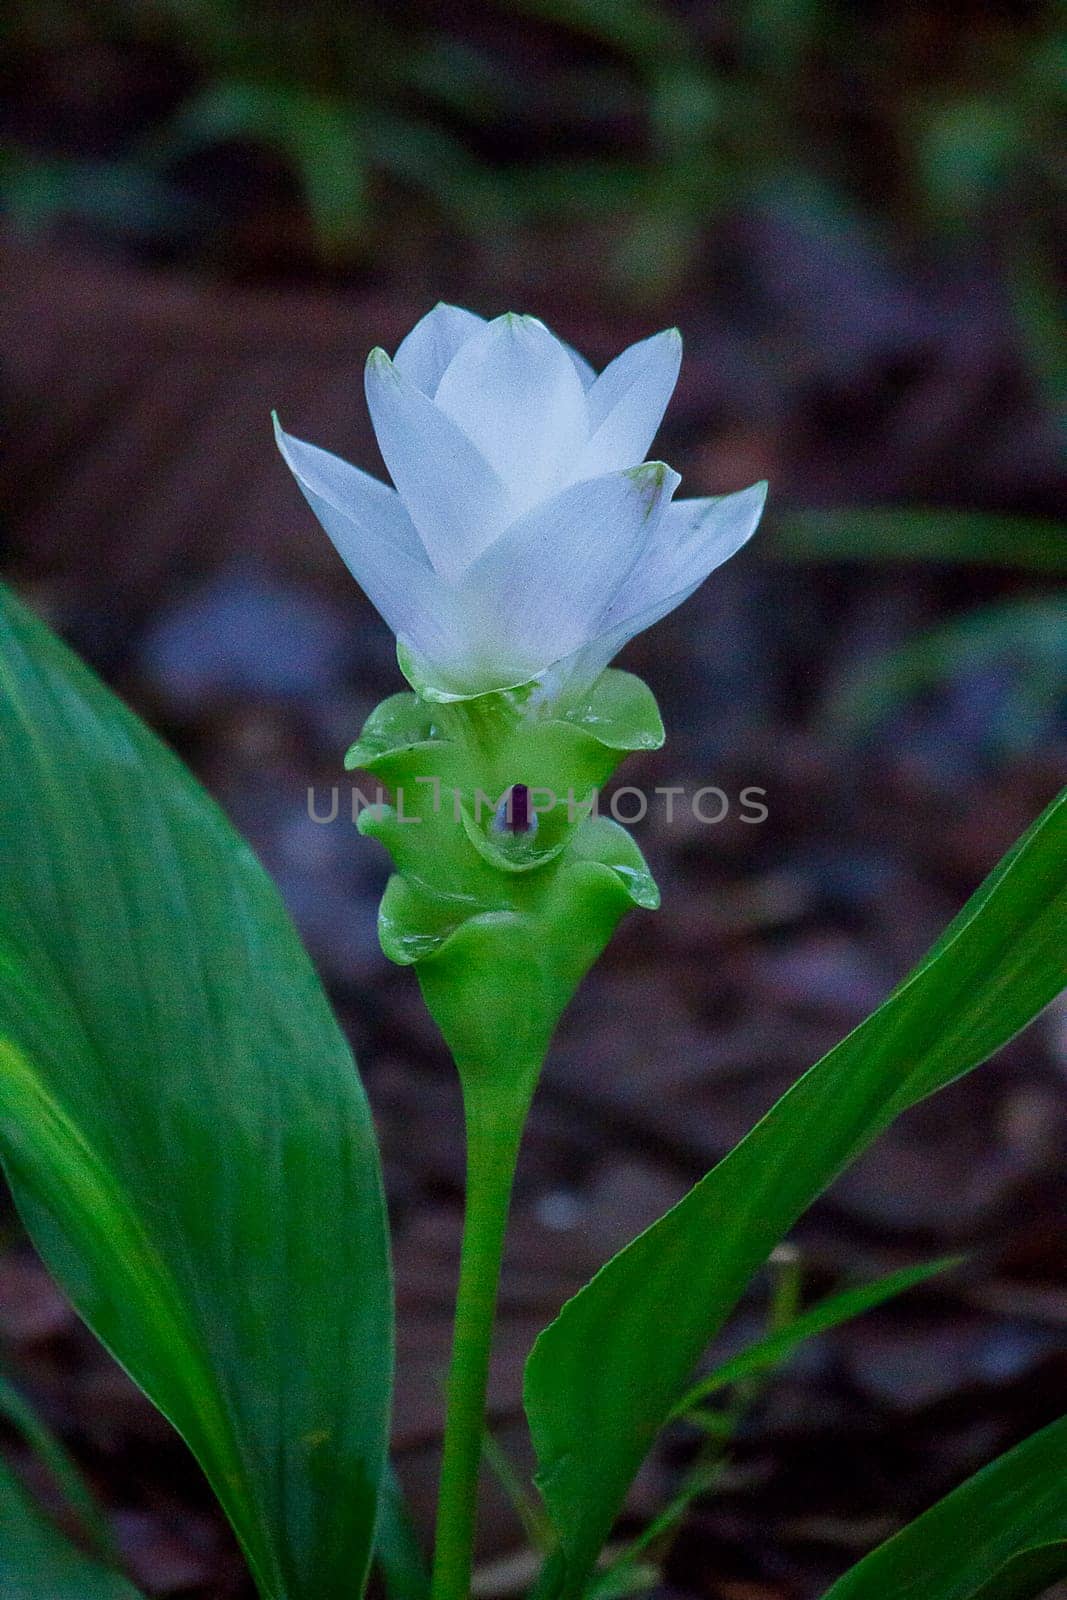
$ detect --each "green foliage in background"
[0,1375,117,1567]
[3,0,1063,313]
[0,1449,143,1600]
[771,510,1067,755]
[773,509,1067,573]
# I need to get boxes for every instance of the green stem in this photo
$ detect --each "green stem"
[430,1071,534,1600]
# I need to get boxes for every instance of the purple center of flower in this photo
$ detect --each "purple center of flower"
[498,784,533,833]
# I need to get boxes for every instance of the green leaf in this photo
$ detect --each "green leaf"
[820,1415,1067,1598]
[1006,232,1067,420]
[671,1257,957,1419]
[150,81,368,253]
[0,1450,143,1600]
[586,1560,660,1599]
[0,1374,115,1563]
[823,598,1067,751]
[0,586,392,1600]
[375,1465,430,1600]
[740,0,822,77]
[525,788,1066,1598]
[916,98,1020,230]
[0,148,196,240]
[969,1544,1067,1600]
[772,508,1067,571]
[502,0,692,65]
[483,1430,553,1552]
[364,111,508,232]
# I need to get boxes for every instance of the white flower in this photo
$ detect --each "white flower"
[274,305,766,700]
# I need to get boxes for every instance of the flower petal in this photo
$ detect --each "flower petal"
[274,416,462,664]
[364,349,512,580]
[572,328,682,479]
[615,481,767,615]
[392,302,486,396]
[446,462,680,693]
[563,339,597,389]
[565,481,767,693]
[433,314,590,516]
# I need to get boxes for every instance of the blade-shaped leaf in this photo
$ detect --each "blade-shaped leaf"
[969,1544,1067,1600]
[0,586,392,1599]
[525,788,1066,1597]
[149,82,368,253]
[820,1415,1067,1598]
[375,1464,430,1600]
[772,507,1067,572]
[0,1374,115,1562]
[671,1257,957,1419]
[0,1451,143,1600]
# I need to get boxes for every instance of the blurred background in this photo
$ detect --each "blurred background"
[1,1,1065,1596]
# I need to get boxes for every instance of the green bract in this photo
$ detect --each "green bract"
[346,665,662,1078]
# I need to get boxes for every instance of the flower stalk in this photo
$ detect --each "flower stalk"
[431,1050,540,1600]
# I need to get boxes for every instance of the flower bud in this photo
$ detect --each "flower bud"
[275,305,766,701]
